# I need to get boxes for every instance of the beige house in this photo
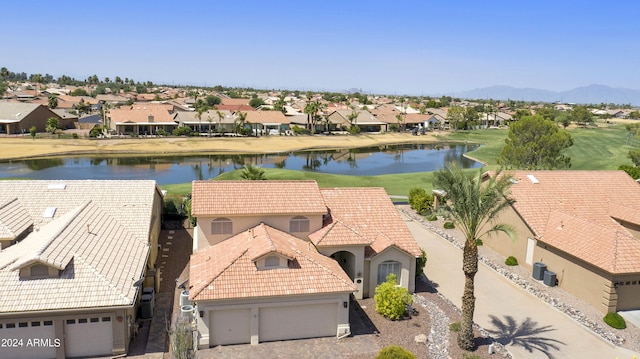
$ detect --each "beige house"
[189,180,421,348]
[474,171,640,313]
[0,180,163,358]
[0,102,63,134]
[105,105,178,135]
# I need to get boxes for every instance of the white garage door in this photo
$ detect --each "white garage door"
[64,316,113,358]
[0,320,57,358]
[259,303,337,342]
[210,308,251,346]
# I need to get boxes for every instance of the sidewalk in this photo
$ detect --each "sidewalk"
[402,213,640,359]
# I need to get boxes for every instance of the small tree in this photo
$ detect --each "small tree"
[45,117,59,134]
[416,249,427,278]
[29,126,37,139]
[408,187,433,215]
[374,273,412,320]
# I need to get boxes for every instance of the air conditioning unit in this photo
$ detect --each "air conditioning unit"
[543,271,557,287]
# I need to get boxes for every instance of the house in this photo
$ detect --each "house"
[245,110,290,135]
[174,109,235,133]
[189,180,421,348]
[0,102,62,134]
[468,171,640,314]
[0,180,163,358]
[326,110,387,133]
[105,106,178,135]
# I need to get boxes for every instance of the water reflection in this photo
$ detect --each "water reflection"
[0,143,480,184]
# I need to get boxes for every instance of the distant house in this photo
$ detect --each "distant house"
[326,109,387,132]
[0,102,62,134]
[174,109,235,133]
[189,180,421,348]
[0,180,163,358]
[451,171,640,314]
[245,110,290,135]
[105,106,178,135]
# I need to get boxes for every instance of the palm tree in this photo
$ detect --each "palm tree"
[234,111,247,135]
[0,67,8,81]
[432,164,514,351]
[216,110,225,134]
[195,99,207,133]
[48,94,58,109]
[240,164,266,180]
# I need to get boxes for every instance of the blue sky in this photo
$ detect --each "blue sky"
[1,0,639,95]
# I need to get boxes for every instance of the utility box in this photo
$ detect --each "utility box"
[141,294,154,319]
[533,262,547,280]
[543,271,557,287]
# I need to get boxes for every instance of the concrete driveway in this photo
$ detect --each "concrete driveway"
[403,214,640,359]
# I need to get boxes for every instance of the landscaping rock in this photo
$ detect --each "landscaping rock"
[414,334,428,344]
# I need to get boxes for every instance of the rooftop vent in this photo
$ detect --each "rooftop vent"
[42,207,57,218]
[527,174,539,184]
[48,183,66,190]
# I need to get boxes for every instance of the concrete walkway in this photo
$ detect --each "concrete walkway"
[403,214,640,359]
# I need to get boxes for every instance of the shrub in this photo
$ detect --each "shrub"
[374,273,412,320]
[603,312,626,329]
[426,214,438,221]
[505,256,518,266]
[349,125,361,135]
[172,126,192,136]
[291,125,309,135]
[463,354,481,359]
[476,239,483,246]
[157,128,169,136]
[449,321,461,332]
[72,133,79,139]
[415,249,427,278]
[90,125,104,137]
[443,221,455,229]
[376,345,416,359]
[408,187,434,215]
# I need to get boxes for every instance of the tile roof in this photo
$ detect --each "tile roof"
[191,180,328,216]
[189,223,356,301]
[0,180,160,312]
[245,110,290,124]
[0,102,41,121]
[319,187,422,258]
[308,220,373,247]
[507,170,640,274]
[216,104,255,112]
[107,107,176,124]
[0,198,31,240]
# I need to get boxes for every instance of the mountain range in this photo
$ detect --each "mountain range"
[449,84,640,106]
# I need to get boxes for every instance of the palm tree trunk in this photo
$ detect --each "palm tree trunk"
[458,238,478,351]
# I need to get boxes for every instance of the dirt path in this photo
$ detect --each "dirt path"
[0,133,448,160]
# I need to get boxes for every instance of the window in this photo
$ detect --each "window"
[66,319,75,324]
[78,318,87,324]
[18,322,28,328]
[31,322,40,327]
[44,321,53,326]
[90,318,99,323]
[102,317,111,322]
[6,323,15,328]
[377,261,401,285]
[290,216,310,233]
[30,264,49,277]
[211,218,232,235]
[265,256,279,267]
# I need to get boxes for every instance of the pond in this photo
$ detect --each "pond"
[0,143,481,184]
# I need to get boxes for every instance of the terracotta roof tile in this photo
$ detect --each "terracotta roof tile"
[507,170,640,274]
[189,223,356,301]
[192,180,327,216]
[308,220,373,247]
[319,187,422,257]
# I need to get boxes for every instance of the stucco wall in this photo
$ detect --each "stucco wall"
[367,247,415,298]
[195,214,323,250]
[318,245,366,299]
[484,206,534,269]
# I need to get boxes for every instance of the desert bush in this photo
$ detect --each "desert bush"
[603,312,626,329]
[375,274,412,320]
[426,214,438,221]
[443,221,455,229]
[505,256,518,266]
[376,345,416,359]
[408,187,434,215]
[476,239,483,246]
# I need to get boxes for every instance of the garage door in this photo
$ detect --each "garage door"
[64,316,113,358]
[617,282,640,311]
[0,320,57,358]
[259,303,337,342]
[210,308,251,346]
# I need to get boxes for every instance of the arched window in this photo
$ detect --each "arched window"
[30,264,49,277]
[377,261,400,285]
[290,216,310,233]
[265,256,280,267]
[211,218,232,235]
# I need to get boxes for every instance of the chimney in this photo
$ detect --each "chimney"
[148,114,154,123]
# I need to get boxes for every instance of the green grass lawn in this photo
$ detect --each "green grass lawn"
[150,124,640,198]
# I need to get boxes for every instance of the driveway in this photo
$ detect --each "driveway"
[403,214,640,358]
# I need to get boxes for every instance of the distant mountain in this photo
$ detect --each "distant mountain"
[452,84,640,106]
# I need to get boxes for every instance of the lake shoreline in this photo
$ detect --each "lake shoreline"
[0,132,472,161]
